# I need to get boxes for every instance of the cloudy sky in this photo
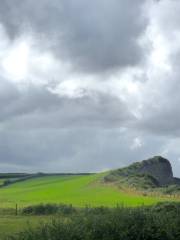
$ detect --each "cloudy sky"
[1,0,180,175]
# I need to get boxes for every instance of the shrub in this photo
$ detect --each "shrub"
[10,203,180,240]
[22,203,76,215]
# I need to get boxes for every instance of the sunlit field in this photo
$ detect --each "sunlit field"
[0,174,168,209]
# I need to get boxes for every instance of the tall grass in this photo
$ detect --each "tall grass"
[7,202,180,240]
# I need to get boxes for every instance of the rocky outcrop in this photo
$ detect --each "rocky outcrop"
[136,156,173,186]
[104,156,179,187]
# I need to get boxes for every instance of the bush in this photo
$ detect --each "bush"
[22,203,76,215]
[10,203,180,240]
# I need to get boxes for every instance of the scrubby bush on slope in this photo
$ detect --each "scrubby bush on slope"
[8,203,180,240]
[22,204,76,215]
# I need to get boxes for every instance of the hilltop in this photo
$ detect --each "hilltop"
[0,156,180,209]
[104,156,180,192]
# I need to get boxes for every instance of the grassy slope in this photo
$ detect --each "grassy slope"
[0,215,54,239]
[0,179,5,186]
[0,174,168,208]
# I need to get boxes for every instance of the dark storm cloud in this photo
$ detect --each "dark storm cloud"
[136,75,180,136]
[0,128,167,173]
[0,79,135,172]
[0,79,133,129]
[0,0,146,73]
[1,0,180,174]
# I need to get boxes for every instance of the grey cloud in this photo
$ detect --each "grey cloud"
[127,0,180,138]
[0,78,179,173]
[0,128,167,173]
[134,77,180,136]
[0,0,147,73]
[0,79,135,173]
[134,66,180,136]
[1,0,180,175]
[0,79,133,129]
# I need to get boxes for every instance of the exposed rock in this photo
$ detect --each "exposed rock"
[104,156,179,187]
[135,156,173,186]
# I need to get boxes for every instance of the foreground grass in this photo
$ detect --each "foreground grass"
[6,202,180,240]
[0,174,170,208]
[0,215,52,239]
[0,180,5,187]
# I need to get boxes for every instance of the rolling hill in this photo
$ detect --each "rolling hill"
[104,156,180,193]
[0,156,179,208]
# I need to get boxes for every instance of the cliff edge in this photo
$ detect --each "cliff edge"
[104,156,179,188]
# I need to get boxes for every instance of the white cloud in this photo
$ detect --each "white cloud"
[130,137,143,150]
[2,40,30,81]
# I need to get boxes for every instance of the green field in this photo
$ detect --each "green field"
[0,180,5,187]
[0,174,168,209]
[0,174,178,238]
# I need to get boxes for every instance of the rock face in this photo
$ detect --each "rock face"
[137,156,173,186]
[104,156,178,187]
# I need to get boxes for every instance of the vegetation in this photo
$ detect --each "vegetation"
[5,202,180,240]
[0,157,180,239]
[0,215,53,239]
[103,156,180,195]
[22,203,76,215]
[0,173,92,188]
[0,174,169,209]
[0,179,6,187]
[104,172,159,189]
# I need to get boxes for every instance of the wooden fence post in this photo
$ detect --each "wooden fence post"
[15,203,18,216]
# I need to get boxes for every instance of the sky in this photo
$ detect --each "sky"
[1,0,180,176]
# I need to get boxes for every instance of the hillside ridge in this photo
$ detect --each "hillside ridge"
[104,156,180,189]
